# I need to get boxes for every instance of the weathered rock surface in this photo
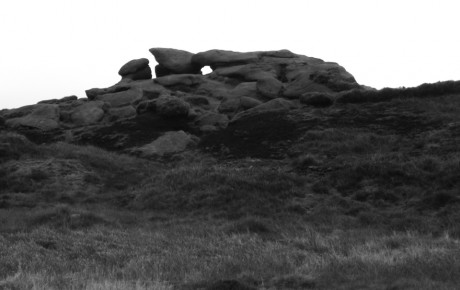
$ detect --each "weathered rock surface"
[118,58,152,80]
[134,130,197,157]
[154,74,204,87]
[38,96,78,104]
[156,96,190,118]
[232,98,298,122]
[71,101,106,126]
[108,106,137,121]
[6,104,60,131]
[212,63,277,81]
[85,85,132,100]
[300,92,334,107]
[257,77,283,99]
[195,112,229,131]
[2,47,362,157]
[192,50,259,69]
[149,48,201,75]
[222,82,258,100]
[94,89,142,107]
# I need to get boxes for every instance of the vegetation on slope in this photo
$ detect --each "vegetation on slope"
[1,87,460,289]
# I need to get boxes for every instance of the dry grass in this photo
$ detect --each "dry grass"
[0,221,459,289]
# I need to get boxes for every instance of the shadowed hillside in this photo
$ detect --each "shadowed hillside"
[1,48,460,289]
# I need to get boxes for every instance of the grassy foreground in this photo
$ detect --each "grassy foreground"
[1,215,460,290]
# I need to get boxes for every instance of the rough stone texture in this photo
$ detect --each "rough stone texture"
[94,89,142,107]
[149,48,201,75]
[300,92,334,107]
[6,104,60,131]
[118,58,152,80]
[192,49,259,69]
[183,95,211,109]
[260,49,298,58]
[156,96,190,118]
[135,131,196,157]
[71,101,105,126]
[195,112,229,130]
[257,77,283,99]
[85,85,132,100]
[2,48,361,143]
[0,105,36,119]
[232,98,297,122]
[240,97,262,109]
[38,96,78,104]
[283,62,359,98]
[218,98,241,114]
[136,100,156,114]
[108,106,137,121]
[154,74,204,87]
[212,63,277,81]
[222,82,258,100]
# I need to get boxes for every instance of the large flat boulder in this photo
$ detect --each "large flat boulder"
[149,48,201,75]
[94,89,142,107]
[192,49,259,69]
[6,104,60,131]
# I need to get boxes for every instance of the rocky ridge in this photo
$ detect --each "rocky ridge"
[0,48,362,157]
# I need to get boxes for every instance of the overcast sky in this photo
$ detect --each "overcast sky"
[1,0,459,109]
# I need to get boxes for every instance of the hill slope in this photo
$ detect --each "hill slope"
[1,48,460,289]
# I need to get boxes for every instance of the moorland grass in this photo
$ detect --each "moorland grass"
[0,220,459,289]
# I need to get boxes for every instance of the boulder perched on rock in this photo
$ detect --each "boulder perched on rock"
[149,48,201,75]
[300,92,334,107]
[118,58,152,81]
[134,130,197,157]
[156,96,190,118]
[6,104,60,131]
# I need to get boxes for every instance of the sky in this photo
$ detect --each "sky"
[1,0,459,109]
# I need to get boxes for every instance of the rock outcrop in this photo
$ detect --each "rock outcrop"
[149,48,202,76]
[0,47,362,157]
[118,58,152,81]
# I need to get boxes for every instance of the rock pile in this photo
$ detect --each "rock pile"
[0,48,361,156]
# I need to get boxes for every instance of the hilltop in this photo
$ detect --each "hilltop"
[1,48,460,289]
